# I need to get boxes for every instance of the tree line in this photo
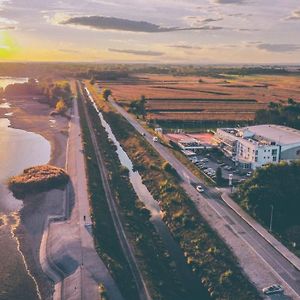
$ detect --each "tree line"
[255,98,300,129]
[235,161,300,251]
[3,78,73,115]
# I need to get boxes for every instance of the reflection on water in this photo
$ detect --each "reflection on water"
[0,77,28,89]
[0,118,51,213]
[0,77,50,300]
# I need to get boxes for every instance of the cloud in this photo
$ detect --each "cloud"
[58,48,80,54]
[237,28,260,32]
[256,43,300,53]
[169,44,202,50]
[213,0,247,4]
[108,48,164,56]
[0,25,15,30]
[61,15,224,33]
[285,9,300,20]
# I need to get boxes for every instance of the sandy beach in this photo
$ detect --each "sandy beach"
[0,96,69,299]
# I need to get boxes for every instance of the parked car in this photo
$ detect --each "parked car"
[246,171,252,177]
[262,284,284,295]
[153,136,158,142]
[196,185,204,193]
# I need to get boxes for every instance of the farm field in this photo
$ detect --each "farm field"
[97,73,300,123]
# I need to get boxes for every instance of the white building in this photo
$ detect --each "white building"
[215,125,300,170]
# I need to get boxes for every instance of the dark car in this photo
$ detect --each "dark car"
[262,284,284,295]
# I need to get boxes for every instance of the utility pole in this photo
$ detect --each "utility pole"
[229,173,233,193]
[269,204,274,232]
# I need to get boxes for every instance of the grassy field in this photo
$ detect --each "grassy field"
[96,73,300,123]
[86,82,261,300]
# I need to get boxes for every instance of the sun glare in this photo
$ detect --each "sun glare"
[0,31,17,59]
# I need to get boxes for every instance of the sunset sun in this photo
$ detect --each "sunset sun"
[0,31,17,59]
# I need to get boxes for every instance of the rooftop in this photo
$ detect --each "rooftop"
[242,125,300,145]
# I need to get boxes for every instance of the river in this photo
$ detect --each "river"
[0,78,51,300]
[85,87,210,299]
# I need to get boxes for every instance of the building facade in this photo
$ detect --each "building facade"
[215,125,300,169]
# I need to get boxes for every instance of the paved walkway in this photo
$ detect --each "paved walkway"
[41,99,123,300]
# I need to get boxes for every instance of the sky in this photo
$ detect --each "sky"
[0,0,299,63]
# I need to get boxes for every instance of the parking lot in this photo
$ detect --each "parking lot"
[188,152,251,185]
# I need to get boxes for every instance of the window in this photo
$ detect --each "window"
[272,149,278,156]
[256,150,258,155]
[273,156,277,162]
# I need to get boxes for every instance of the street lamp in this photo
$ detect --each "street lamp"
[229,173,233,193]
[269,204,274,232]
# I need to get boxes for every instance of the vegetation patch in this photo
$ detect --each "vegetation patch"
[77,86,139,300]
[235,161,300,257]
[80,86,193,300]
[255,98,300,129]
[87,83,261,300]
[8,165,69,198]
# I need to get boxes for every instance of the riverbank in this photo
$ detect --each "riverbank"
[0,95,69,299]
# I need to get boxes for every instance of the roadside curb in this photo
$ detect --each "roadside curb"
[221,192,300,271]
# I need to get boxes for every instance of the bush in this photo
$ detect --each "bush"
[8,165,69,198]
[162,161,180,179]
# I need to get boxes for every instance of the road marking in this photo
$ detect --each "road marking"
[109,97,300,298]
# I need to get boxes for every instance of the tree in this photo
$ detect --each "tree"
[102,88,112,101]
[216,167,223,186]
[90,76,96,85]
[236,161,300,234]
[140,95,147,118]
[55,99,67,114]
[129,95,147,118]
[288,98,296,105]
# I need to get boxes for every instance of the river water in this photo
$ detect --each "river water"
[0,78,51,300]
[85,87,210,299]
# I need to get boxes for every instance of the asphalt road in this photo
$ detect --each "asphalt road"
[108,96,300,299]
[79,83,151,300]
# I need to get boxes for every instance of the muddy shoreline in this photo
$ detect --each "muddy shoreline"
[0,97,69,300]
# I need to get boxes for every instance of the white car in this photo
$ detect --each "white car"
[153,136,158,142]
[246,171,252,177]
[262,284,284,295]
[196,185,204,193]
